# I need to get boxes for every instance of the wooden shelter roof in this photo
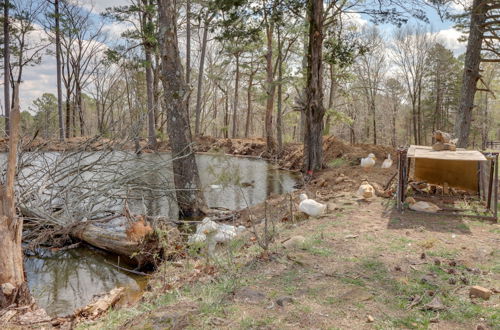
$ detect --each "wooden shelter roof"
[407,145,487,162]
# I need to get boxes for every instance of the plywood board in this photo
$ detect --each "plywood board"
[408,145,487,162]
[414,158,479,192]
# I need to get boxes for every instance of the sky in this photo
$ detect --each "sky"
[5,0,467,113]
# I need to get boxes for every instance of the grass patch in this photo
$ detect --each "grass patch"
[328,157,347,168]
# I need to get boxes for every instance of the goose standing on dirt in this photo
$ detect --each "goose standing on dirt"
[381,154,393,169]
[360,153,376,170]
[299,193,326,217]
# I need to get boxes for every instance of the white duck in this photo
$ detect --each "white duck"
[405,197,441,213]
[188,218,246,255]
[299,193,326,217]
[357,180,375,200]
[381,154,393,169]
[361,153,376,170]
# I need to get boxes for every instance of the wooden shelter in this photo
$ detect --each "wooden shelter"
[396,145,498,221]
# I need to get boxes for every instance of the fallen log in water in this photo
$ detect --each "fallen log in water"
[70,222,150,266]
[69,217,182,269]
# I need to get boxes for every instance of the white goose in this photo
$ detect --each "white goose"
[299,193,326,217]
[381,154,393,169]
[361,153,376,170]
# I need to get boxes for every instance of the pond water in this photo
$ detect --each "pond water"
[16,152,298,316]
[25,247,146,317]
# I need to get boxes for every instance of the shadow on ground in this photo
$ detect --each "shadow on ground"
[384,207,473,234]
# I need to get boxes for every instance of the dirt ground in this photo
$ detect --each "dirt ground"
[77,141,498,330]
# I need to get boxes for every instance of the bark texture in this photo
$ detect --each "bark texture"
[4,0,10,136]
[0,85,30,308]
[303,0,325,172]
[158,0,207,217]
[454,0,487,148]
[55,0,65,141]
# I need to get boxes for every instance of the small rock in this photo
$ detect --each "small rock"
[367,315,374,323]
[476,325,486,330]
[283,236,306,249]
[1,282,15,296]
[471,268,482,275]
[420,253,426,260]
[276,296,294,307]
[448,278,457,285]
[428,290,435,296]
[423,296,446,311]
[434,259,441,266]
[469,286,492,300]
[234,287,266,304]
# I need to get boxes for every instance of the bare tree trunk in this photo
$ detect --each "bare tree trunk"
[3,0,10,136]
[185,0,191,108]
[232,54,240,138]
[245,67,255,138]
[55,0,65,141]
[146,48,156,148]
[454,0,487,148]
[76,83,85,136]
[0,85,30,308]
[224,91,229,138]
[417,84,422,144]
[323,64,335,136]
[276,28,283,150]
[158,0,206,217]
[303,0,325,172]
[371,99,377,145]
[264,17,276,152]
[65,91,71,138]
[194,15,211,136]
[411,99,417,144]
[392,103,397,147]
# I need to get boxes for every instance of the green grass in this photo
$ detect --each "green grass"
[328,158,347,168]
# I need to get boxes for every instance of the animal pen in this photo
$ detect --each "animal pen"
[396,145,499,221]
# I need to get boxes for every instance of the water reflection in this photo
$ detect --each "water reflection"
[3,152,297,220]
[25,247,145,317]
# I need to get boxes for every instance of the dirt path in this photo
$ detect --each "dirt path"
[82,184,499,329]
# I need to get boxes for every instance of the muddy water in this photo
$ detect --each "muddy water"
[25,247,147,317]
[16,153,298,316]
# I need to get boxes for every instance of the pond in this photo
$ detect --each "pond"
[16,152,298,316]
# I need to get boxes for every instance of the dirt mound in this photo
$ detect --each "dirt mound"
[276,136,396,171]
[194,137,267,157]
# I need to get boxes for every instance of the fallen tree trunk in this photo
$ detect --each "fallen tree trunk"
[70,223,149,266]
[69,218,181,269]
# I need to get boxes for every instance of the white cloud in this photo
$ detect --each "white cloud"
[79,0,129,15]
[102,21,131,40]
[435,28,466,55]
